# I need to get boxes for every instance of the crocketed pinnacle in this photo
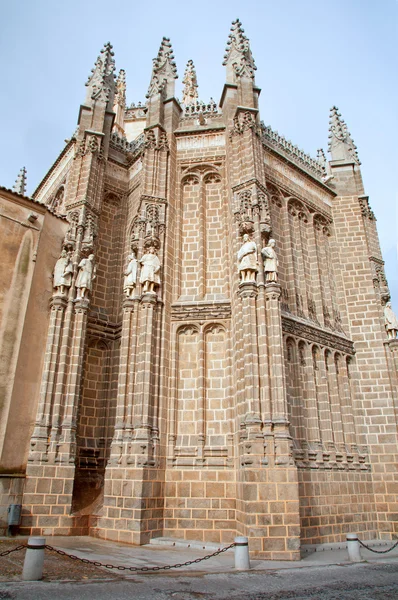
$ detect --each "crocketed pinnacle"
[85,42,116,103]
[114,69,126,108]
[223,18,256,80]
[147,37,178,98]
[182,60,198,105]
[13,167,27,195]
[328,106,360,165]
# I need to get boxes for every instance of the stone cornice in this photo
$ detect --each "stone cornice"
[32,138,75,199]
[171,301,231,321]
[282,313,354,355]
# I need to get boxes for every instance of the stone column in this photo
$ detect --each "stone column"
[57,299,89,464]
[130,292,159,466]
[316,349,334,466]
[237,281,263,465]
[299,342,321,466]
[28,296,67,462]
[265,282,292,466]
[109,297,138,465]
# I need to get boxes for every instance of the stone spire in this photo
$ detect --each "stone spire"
[113,69,126,135]
[182,60,198,105]
[13,167,27,195]
[328,106,360,164]
[114,69,126,107]
[85,42,116,107]
[223,18,257,83]
[147,37,178,99]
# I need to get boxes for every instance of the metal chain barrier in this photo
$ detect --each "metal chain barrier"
[44,542,236,572]
[358,538,398,554]
[0,545,26,557]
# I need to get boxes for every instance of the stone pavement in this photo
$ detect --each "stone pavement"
[22,535,398,575]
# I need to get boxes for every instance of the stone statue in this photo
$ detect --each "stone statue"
[237,234,258,282]
[140,246,161,293]
[261,238,278,282]
[124,252,138,297]
[384,302,398,339]
[53,249,73,295]
[75,254,96,300]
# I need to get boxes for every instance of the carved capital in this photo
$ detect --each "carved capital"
[140,291,158,306]
[264,282,282,300]
[238,281,258,299]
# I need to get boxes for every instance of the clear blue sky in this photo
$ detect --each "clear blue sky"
[1,0,397,308]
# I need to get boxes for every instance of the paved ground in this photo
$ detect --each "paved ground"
[0,562,397,599]
[0,535,397,599]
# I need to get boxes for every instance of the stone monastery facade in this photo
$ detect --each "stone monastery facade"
[0,20,397,560]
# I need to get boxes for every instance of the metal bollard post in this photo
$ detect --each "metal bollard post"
[346,533,362,562]
[22,537,46,580]
[234,536,250,570]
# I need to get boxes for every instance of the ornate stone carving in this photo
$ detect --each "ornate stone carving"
[384,302,398,340]
[237,234,258,282]
[358,196,376,220]
[53,250,73,295]
[281,314,354,355]
[328,106,361,165]
[262,124,325,181]
[370,257,390,303]
[314,214,332,236]
[230,111,259,138]
[140,246,161,293]
[261,238,278,282]
[171,302,231,321]
[146,37,178,98]
[223,19,257,80]
[234,190,254,234]
[307,296,318,323]
[124,252,138,297]
[144,129,157,150]
[76,254,96,300]
[182,59,198,105]
[288,199,309,223]
[85,42,115,103]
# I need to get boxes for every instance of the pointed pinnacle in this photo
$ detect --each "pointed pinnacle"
[182,59,198,105]
[153,37,178,79]
[13,167,27,195]
[85,42,116,102]
[328,106,360,164]
[223,18,256,78]
[114,69,126,107]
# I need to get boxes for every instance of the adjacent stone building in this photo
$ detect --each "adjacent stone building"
[1,20,397,560]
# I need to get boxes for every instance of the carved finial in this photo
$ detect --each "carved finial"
[328,106,360,165]
[182,60,198,105]
[85,42,116,105]
[317,148,326,168]
[114,69,126,108]
[13,167,27,195]
[147,37,178,99]
[223,18,256,82]
[113,69,126,136]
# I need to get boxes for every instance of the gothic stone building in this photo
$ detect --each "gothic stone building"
[0,20,397,560]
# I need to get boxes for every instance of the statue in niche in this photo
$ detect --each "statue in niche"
[384,302,398,339]
[237,234,258,282]
[75,254,96,300]
[124,252,138,297]
[261,238,278,282]
[140,246,161,293]
[53,249,73,295]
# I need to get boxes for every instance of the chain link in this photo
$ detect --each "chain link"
[358,538,398,554]
[44,543,236,572]
[0,545,26,557]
